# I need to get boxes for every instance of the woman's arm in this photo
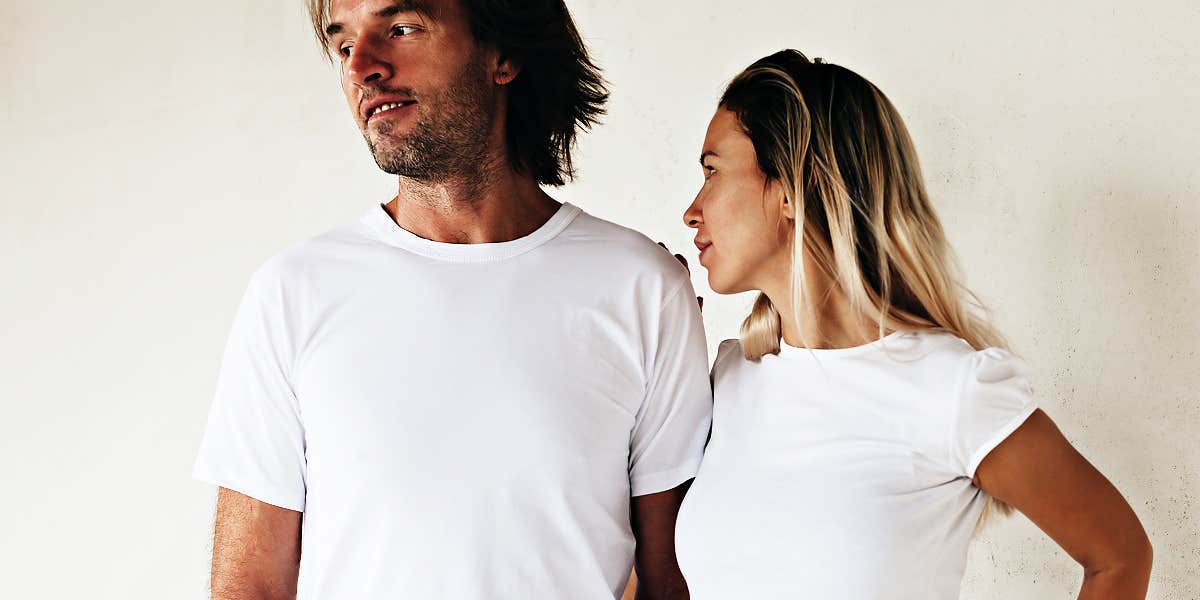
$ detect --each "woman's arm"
[975,409,1153,599]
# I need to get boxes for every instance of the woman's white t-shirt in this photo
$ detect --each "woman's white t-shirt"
[675,330,1037,600]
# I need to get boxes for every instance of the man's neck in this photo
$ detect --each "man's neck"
[383,164,561,245]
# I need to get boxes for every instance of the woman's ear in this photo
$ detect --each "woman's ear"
[494,53,521,86]
[771,180,796,221]
[781,195,796,220]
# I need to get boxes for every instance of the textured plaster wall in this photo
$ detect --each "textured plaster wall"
[1,0,1196,597]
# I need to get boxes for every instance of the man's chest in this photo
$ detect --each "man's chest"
[288,287,649,484]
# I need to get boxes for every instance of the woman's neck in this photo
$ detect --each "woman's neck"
[761,264,887,350]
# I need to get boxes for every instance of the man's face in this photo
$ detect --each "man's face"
[326,0,498,180]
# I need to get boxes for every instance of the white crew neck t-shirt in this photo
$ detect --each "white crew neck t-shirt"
[675,331,1037,600]
[193,202,713,599]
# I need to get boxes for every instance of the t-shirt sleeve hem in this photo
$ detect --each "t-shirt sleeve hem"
[630,461,701,497]
[193,465,305,513]
[964,402,1039,479]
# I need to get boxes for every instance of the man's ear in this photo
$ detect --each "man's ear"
[494,53,521,85]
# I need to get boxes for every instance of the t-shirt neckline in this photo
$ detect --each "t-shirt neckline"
[362,201,582,262]
[776,330,914,358]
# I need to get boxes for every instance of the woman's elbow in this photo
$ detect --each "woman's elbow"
[1084,530,1154,580]
[1130,532,1154,574]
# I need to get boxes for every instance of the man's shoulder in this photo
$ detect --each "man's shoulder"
[246,216,377,289]
[561,207,690,283]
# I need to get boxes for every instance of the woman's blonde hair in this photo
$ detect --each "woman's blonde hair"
[724,50,1013,521]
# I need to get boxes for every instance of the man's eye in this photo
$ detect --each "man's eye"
[391,25,418,37]
[703,165,716,177]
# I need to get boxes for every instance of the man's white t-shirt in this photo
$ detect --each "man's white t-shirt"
[675,331,1037,600]
[193,201,713,599]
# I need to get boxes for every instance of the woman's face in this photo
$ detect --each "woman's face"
[684,108,793,295]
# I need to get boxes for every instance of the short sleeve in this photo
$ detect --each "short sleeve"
[950,347,1038,478]
[711,339,742,383]
[628,277,714,497]
[192,263,307,512]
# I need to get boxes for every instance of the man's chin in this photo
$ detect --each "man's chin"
[366,137,413,164]
[372,156,413,176]
[366,128,411,146]
[370,150,433,179]
[363,119,416,147]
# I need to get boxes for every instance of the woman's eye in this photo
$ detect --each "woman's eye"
[339,45,353,58]
[703,165,716,178]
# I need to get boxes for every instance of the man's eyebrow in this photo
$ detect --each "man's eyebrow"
[375,0,434,19]
[700,150,718,165]
[325,1,435,37]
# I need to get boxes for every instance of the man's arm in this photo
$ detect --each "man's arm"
[210,487,303,600]
[630,480,691,600]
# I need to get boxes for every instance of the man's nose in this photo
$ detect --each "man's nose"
[346,40,393,88]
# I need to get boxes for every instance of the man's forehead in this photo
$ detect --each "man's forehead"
[328,0,442,23]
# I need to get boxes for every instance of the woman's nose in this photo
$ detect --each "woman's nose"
[683,197,703,229]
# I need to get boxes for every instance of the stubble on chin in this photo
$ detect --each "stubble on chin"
[361,57,493,182]
[365,116,440,179]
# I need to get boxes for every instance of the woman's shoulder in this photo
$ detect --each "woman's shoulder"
[897,331,1033,413]
[901,330,1024,370]
[713,338,743,369]
[891,330,993,365]
[874,331,1031,402]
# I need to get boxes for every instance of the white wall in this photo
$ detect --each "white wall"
[1,0,1197,597]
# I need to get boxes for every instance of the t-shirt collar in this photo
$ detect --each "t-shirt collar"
[362,201,581,262]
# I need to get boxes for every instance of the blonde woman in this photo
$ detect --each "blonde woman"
[672,50,1152,599]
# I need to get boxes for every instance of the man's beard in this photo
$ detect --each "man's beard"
[363,57,494,182]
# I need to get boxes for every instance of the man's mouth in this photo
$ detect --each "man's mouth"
[362,97,418,122]
[369,101,416,118]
